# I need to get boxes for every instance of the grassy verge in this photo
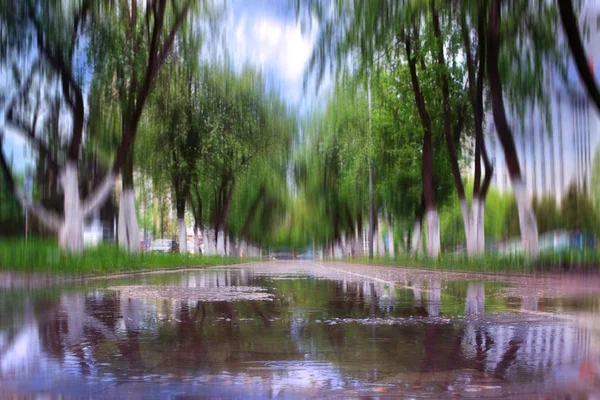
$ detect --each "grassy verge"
[0,238,247,276]
[345,249,600,274]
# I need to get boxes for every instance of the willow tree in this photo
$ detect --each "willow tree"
[88,0,198,252]
[458,1,493,255]
[227,149,292,254]
[294,80,372,257]
[170,65,294,255]
[299,1,458,257]
[142,37,204,254]
[0,0,195,252]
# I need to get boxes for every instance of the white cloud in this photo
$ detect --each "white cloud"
[226,9,317,105]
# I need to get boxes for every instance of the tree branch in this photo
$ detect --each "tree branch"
[558,0,600,113]
[0,133,61,232]
[28,3,85,161]
[5,116,60,174]
[431,0,466,200]
[4,60,61,174]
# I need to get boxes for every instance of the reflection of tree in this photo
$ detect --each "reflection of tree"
[465,283,485,315]
[1,270,595,393]
[520,296,539,312]
[172,301,208,365]
[36,297,68,361]
[369,282,377,315]
[473,327,495,372]
[493,335,523,380]
[426,280,441,317]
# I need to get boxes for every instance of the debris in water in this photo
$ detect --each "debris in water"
[108,285,274,302]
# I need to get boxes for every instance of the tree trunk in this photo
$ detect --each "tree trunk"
[216,230,224,255]
[425,208,440,257]
[405,30,440,258]
[177,209,187,254]
[461,4,491,257]
[558,0,600,113]
[355,217,363,257]
[193,224,199,254]
[118,151,140,253]
[203,228,212,255]
[410,216,422,256]
[368,162,374,260]
[465,282,485,315]
[59,161,84,252]
[488,0,539,256]
[432,2,474,257]
[459,198,475,255]
[388,215,395,258]
[476,196,486,253]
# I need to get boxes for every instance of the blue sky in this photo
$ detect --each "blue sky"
[222,0,320,109]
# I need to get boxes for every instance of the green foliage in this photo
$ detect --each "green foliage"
[560,184,599,234]
[532,195,562,234]
[0,167,23,236]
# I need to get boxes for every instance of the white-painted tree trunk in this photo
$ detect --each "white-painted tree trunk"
[459,198,476,256]
[520,295,539,312]
[377,228,385,256]
[178,218,187,254]
[465,282,485,315]
[470,196,480,255]
[118,188,140,253]
[410,219,422,256]
[388,221,395,258]
[354,223,363,257]
[512,178,539,256]
[412,282,422,306]
[216,230,225,255]
[473,196,486,255]
[427,279,441,317]
[239,239,247,257]
[425,209,440,258]
[59,162,84,253]
[193,226,199,254]
[477,199,485,254]
[203,229,212,255]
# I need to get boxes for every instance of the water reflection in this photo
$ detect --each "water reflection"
[465,282,485,315]
[426,280,442,317]
[0,266,598,397]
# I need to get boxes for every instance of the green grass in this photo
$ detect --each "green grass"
[346,248,600,274]
[0,238,247,275]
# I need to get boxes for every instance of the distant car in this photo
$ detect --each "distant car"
[150,239,178,253]
[297,252,314,260]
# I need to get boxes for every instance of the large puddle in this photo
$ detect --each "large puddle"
[1,261,600,398]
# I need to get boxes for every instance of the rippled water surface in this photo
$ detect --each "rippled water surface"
[1,261,600,398]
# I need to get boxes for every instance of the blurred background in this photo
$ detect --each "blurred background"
[0,0,599,268]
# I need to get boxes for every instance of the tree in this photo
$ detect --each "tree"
[88,0,197,252]
[0,0,195,252]
[145,37,203,253]
[557,0,600,114]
